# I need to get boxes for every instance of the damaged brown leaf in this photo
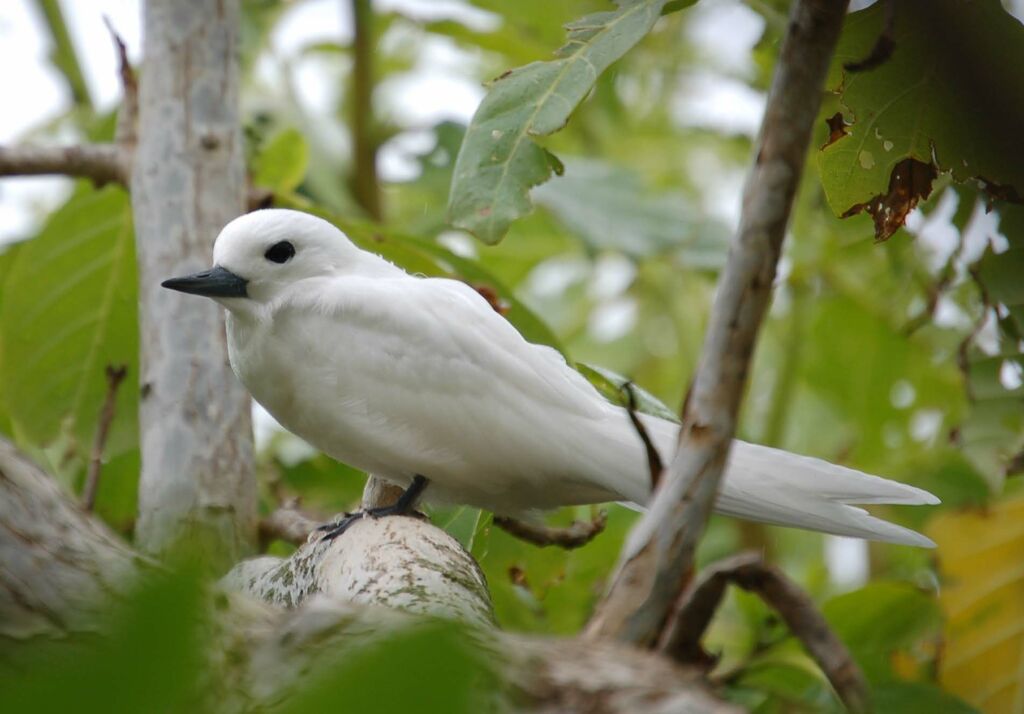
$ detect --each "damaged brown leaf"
[841,158,936,241]
[822,112,850,149]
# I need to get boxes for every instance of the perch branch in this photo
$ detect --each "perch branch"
[0,144,128,185]
[494,510,607,550]
[659,553,870,713]
[586,0,850,645]
[0,436,733,714]
[82,364,128,511]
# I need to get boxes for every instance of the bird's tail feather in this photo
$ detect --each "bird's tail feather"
[627,415,938,547]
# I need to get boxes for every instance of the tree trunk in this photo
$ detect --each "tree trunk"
[130,0,255,568]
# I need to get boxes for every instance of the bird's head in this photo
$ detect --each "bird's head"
[161,209,369,307]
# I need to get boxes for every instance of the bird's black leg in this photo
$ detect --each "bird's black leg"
[317,475,429,542]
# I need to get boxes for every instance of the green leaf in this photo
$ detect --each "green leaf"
[576,362,679,422]
[823,582,943,683]
[533,157,730,263]
[872,682,978,714]
[253,128,310,194]
[0,570,206,714]
[819,0,1024,237]
[274,621,493,714]
[0,187,138,462]
[930,496,1024,713]
[448,0,674,244]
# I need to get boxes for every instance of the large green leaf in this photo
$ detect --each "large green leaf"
[533,157,730,264]
[253,127,310,195]
[448,0,690,244]
[0,187,138,462]
[819,0,1024,239]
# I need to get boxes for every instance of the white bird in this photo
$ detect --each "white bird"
[162,209,939,547]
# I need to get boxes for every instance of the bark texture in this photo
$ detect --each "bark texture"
[0,144,127,185]
[225,517,494,628]
[0,438,735,714]
[0,440,148,637]
[130,0,255,567]
[587,0,850,644]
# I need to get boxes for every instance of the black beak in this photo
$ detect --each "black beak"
[161,265,249,298]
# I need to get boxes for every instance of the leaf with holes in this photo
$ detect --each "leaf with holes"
[819,0,1024,240]
[0,186,139,462]
[448,0,696,244]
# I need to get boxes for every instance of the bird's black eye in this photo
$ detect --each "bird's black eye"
[264,241,295,264]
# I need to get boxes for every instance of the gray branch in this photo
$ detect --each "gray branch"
[587,0,850,644]
[0,144,128,185]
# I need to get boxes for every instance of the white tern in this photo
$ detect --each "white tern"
[162,209,939,546]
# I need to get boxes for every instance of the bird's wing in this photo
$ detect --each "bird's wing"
[277,274,627,510]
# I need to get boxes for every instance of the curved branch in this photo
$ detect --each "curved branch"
[587,0,850,644]
[0,144,128,186]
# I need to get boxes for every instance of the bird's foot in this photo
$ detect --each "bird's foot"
[316,475,429,542]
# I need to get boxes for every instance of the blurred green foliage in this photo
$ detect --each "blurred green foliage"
[1,0,1022,711]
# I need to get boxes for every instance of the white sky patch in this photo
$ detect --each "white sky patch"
[672,71,766,137]
[588,296,638,343]
[273,0,350,54]
[378,0,501,31]
[587,253,636,301]
[525,256,590,298]
[907,188,959,273]
[378,128,436,182]
[1000,359,1024,391]
[910,409,944,444]
[890,380,916,409]
[436,230,477,259]
[685,0,765,77]
[377,34,484,127]
[825,536,869,590]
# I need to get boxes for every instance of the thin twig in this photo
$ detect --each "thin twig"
[103,16,139,146]
[259,499,324,547]
[844,0,896,73]
[82,365,128,511]
[586,0,850,645]
[494,511,607,550]
[659,553,870,714]
[621,382,664,489]
[0,144,128,185]
[349,0,382,220]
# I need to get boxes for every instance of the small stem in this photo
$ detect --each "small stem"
[82,365,128,511]
[349,0,383,220]
[34,0,94,112]
[494,510,607,550]
[659,553,870,714]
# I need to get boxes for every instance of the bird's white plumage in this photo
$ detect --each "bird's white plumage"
[205,209,939,546]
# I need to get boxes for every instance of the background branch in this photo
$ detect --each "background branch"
[493,511,607,550]
[586,0,850,645]
[349,0,383,220]
[0,144,128,185]
[659,553,870,713]
[82,364,128,511]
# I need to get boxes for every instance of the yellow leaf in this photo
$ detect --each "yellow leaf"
[930,496,1024,713]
